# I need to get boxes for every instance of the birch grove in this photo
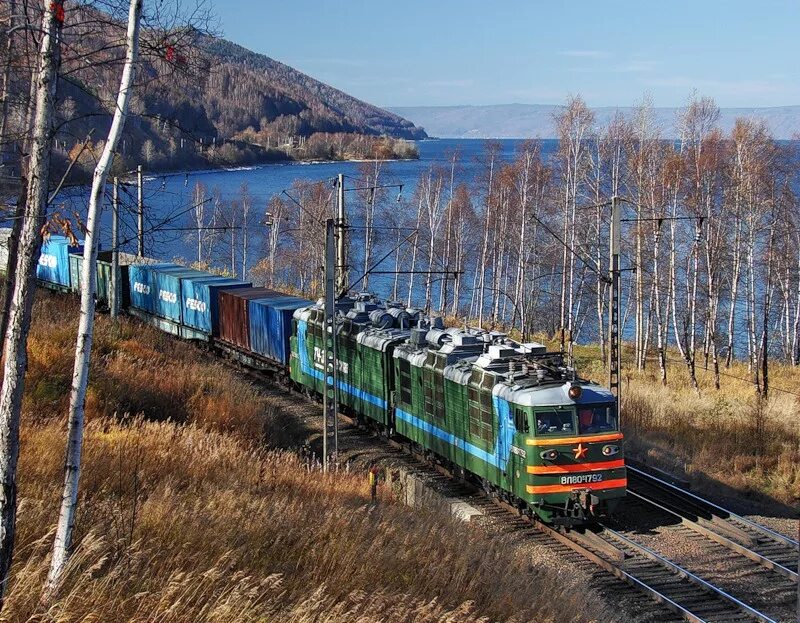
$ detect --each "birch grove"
[239,93,797,397]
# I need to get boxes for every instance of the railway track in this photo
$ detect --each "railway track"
[626,465,799,582]
[484,479,780,622]
[347,427,786,622]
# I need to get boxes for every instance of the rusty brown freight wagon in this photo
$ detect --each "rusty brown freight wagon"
[217,287,283,351]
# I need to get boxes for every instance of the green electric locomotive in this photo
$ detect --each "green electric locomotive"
[290,295,625,526]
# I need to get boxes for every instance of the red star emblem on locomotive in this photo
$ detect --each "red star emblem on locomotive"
[573,443,588,459]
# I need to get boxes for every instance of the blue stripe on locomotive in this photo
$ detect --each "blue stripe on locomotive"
[296,319,387,408]
[38,236,84,287]
[249,293,312,365]
[181,276,251,335]
[395,395,516,471]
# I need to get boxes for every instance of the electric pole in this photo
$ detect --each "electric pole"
[608,195,621,405]
[336,173,348,294]
[323,218,339,471]
[111,177,120,320]
[137,164,144,257]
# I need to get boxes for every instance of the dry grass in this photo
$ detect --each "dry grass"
[4,420,598,622]
[23,291,298,444]
[1,292,604,622]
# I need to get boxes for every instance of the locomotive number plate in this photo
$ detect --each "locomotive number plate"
[560,474,603,485]
[510,445,526,459]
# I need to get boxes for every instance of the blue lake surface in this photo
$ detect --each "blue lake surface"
[47,137,799,347]
[54,138,552,260]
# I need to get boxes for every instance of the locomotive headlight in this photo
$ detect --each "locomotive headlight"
[540,449,558,461]
[568,384,582,400]
[602,444,619,456]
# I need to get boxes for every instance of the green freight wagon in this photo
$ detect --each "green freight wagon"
[68,251,137,309]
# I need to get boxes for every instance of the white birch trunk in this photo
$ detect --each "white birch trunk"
[792,233,800,365]
[407,196,423,307]
[726,214,742,366]
[0,1,63,604]
[451,208,464,317]
[241,195,249,279]
[45,0,142,594]
[477,154,495,327]
[438,155,456,313]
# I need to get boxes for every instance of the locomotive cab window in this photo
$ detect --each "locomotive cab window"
[535,409,574,435]
[577,404,617,434]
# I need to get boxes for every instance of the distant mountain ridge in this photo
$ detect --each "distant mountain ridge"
[388,104,800,140]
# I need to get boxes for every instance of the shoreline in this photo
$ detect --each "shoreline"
[53,153,420,194]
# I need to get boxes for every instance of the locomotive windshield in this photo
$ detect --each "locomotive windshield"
[535,410,574,435]
[577,404,618,434]
[534,404,618,436]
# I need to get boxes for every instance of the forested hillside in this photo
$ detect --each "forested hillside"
[2,5,425,185]
[200,37,426,141]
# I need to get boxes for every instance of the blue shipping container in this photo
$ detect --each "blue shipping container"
[181,275,252,335]
[38,235,84,287]
[151,266,209,322]
[248,292,312,365]
[128,263,180,314]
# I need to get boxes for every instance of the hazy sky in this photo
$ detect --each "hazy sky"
[215,0,800,109]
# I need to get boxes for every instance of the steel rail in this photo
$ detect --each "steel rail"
[602,527,779,623]
[625,489,798,582]
[533,520,708,623]
[628,465,799,551]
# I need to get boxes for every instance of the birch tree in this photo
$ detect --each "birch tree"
[0,1,64,605]
[266,195,285,287]
[192,181,207,264]
[356,159,384,292]
[554,96,594,357]
[420,167,445,311]
[438,148,459,313]
[45,0,143,596]
[449,184,473,317]
[240,182,250,279]
[474,141,500,325]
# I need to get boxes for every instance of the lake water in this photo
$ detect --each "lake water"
[54,138,553,269]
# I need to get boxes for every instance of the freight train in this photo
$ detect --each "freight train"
[18,234,626,526]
